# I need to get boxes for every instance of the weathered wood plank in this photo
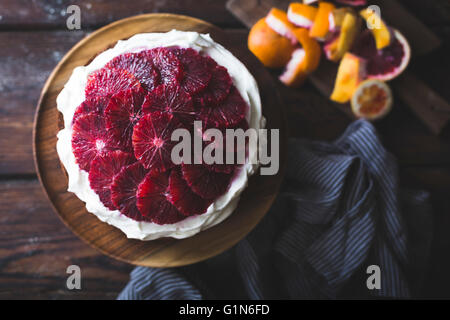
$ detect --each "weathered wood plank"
[1,30,449,176]
[0,0,243,29]
[0,180,132,299]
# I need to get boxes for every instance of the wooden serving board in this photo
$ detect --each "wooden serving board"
[227,0,450,134]
[33,14,287,267]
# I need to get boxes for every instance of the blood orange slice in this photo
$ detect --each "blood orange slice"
[136,171,185,224]
[198,86,248,128]
[194,57,233,107]
[142,83,195,125]
[111,162,149,221]
[85,68,141,99]
[146,47,183,85]
[88,150,136,210]
[105,51,160,92]
[71,112,118,172]
[171,48,212,95]
[351,29,410,81]
[168,168,213,216]
[73,96,109,124]
[132,112,184,173]
[351,79,393,120]
[181,163,234,200]
[105,87,146,151]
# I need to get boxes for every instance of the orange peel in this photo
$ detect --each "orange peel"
[287,3,317,29]
[279,48,308,87]
[265,8,298,45]
[248,18,297,68]
[310,2,335,40]
[279,28,321,87]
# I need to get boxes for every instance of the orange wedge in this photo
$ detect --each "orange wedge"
[287,3,317,28]
[248,18,297,68]
[351,79,393,120]
[310,2,335,40]
[265,8,298,45]
[279,48,308,87]
[328,7,353,31]
[330,53,366,103]
[360,7,390,50]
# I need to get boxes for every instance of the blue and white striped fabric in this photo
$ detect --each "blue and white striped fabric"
[118,120,432,300]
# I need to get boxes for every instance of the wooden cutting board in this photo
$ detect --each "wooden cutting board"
[33,13,287,267]
[227,0,450,134]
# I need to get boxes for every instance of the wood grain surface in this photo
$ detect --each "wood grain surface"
[33,14,287,268]
[1,0,450,299]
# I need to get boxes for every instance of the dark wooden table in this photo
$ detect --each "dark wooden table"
[0,0,449,299]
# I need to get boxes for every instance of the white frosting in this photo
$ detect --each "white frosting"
[56,30,264,240]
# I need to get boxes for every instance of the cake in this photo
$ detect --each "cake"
[56,30,264,240]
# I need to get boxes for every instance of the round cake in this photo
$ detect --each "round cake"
[56,30,264,240]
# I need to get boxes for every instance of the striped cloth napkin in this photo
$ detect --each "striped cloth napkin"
[118,120,433,299]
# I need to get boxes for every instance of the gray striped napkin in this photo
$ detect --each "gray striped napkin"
[118,120,433,299]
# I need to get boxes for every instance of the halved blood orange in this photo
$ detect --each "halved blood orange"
[265,8,298,45]
[351,79,393,120]
[352,28,410,81]
[248,18,297,68]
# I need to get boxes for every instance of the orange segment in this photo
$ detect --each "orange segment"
[293,28,321,73]
[351,79,393,120]
[279,48,308,87]
[360,7,390,50]
[248,18,297,68]
[330,53,366,103]
[265,8,298,45]
[287,3,317,28]
[309,2,335,39]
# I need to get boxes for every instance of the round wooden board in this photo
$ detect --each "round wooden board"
[33,13,287,267]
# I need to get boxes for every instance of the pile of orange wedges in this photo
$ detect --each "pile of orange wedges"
[248,1,411,120]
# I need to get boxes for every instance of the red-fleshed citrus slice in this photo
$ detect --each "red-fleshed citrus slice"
[146,47,183,85]
[335,0,366,6]
[88,150,136,210]
[85,68,141,99]
[105,87,146,151]
[73,96,109,124]
[71,112,118,172]
[105,51,160,92]
[351,79,393,120]
[111,162,149,221]
[194,57,233,107]
[351,29,410,81]
[197,119,249,173]
[170,48,212,95]
[181,163,234,199]
[132,112,184,173]
[142,83,195,125]
[168,168,213,216]
[198,86,248,128]
[136,171,185,224]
